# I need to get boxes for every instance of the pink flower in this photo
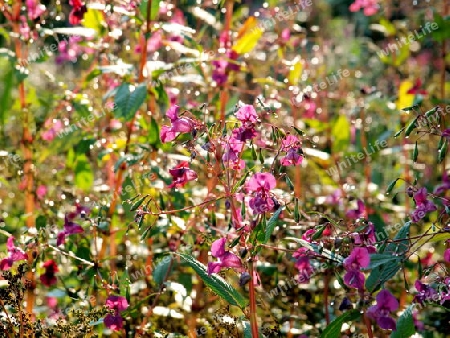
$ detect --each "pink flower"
[222,136,244,162]
[36,185,47,200]
[280,28,290,44]
[235,105,258,125]
[411,188,437,223]
[212,50,239,86]
[246,173,277,214]
[413,281,437,305]
[349,0,379,16]
[40,260,58,287]
[346,200,365,219]
[160,105,195,143]
[207,238,242,275]
[280,135,303,166]
[104,295,129,331]
[42,119,63,141]
[367,290,399,330]
[0,237,28,270]
[167,162,197,188]
[343,247,370,290]
[26,0,45,20]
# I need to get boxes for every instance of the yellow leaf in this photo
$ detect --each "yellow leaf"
[380,18,396,37]
[288,60,303,85]
[232,26,262,54]
[396,80,414,110]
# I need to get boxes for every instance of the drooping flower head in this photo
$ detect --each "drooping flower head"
[411,188,437,223]
[343,247,370,290]
[40,260,59,287]
[167,161,197,188]
[160,105,195,143]
[367,289,399,330]
[0,237,28,270]
[207,238,242,275]
[280,135,303,166]
[246,173,277,214]
[104,295,129,331]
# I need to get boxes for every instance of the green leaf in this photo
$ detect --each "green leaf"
[177,252,248,308]
[390,305,416,338]
[114,83,147,121]
[413,142,418,162]
[153,256,172,287]
[320,309,361,338]
[394,127,405,138]
[74,154,94,191]
[232,169,253,193]
[139,0,160,21]
[0,59,14,129]
[130,196,147,211]
[264,208,283,244]
[386,178,399,195]
[366,222,410,292]
[439,139,448,164]
[364,254,402,270]
[331,115,350,154]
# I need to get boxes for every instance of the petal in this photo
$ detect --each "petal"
[343,270,365,290]
[211,238,226,258]
[444,249,450,263]
[171,118,193,133]
[166,105,180,121]
[207,262,222,275]
[378,316,397,330]
[221,252,242,269]
[160,125,177,143]
[376,290,399,312]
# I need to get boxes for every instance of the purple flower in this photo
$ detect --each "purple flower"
[411,188,437,223]
[346,200,365,219]
[445,248,450,263]
[104,295,129,331]
[434,171,450,195]
[367,290,399,331]
[56,215,84,246]
[280,135,303,166]
[160,105,195,143]
[207,238,242,275]
[232,126,257,141]
[413,281,437,305]
[442,129,450,140]
[212,50,239,86]
[0,237,28,270]
[343,247,370,290]
[246,173,277,215]
[40,260,58,287]
[167,161,197,189]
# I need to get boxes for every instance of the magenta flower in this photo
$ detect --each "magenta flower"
[56,215,84,246]
[442,129,450,140]
[352,222,377,253]
[407,79,427,95]
[69,0,87,25]
[40,260,58,287]
[280,135,303,166]
[346,200,365,219]
[222,136,244,162]
[444,248,450,262]
[207,238,242,275]
[104,295,129,331]
[42,119,64,141]
[36,185,47,200]
[411,188,437,223]
[293,248,314,283]
[160,105,195,143]
[246,173,277,214]
[349,0,379,16]
[343,247,370,290]
[367,290,399,330]
[434,171,450,195]
[280,28,290,44]
[167,162,197,189]
[0,237,28,270]
[212,50,239,86]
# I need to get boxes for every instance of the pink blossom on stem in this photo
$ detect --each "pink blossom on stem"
[349,0,379,16]
[0,237,28,270]
[411,188,437,223]
[40,260,58,287]
[207,238,242,275]
[26,0,46,20]
[346,200,365,219]
[343,247,370,290]
[280,135,303,166]
[167,162,197,188]
[246,173,277,214]
[160,105,195,143]
[104,295,129,331]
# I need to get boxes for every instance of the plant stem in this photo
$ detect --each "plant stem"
[248,260,259,338]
